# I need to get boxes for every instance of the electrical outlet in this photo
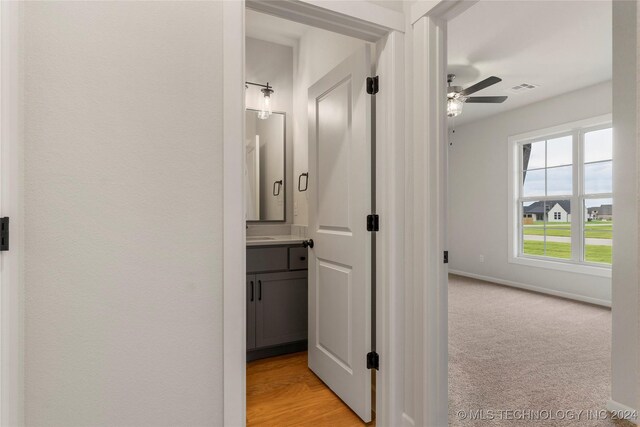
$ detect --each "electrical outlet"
[479,255,485,263]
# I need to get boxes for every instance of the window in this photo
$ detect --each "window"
[583,127,613,264]
[511,117,612,272]
[520,135,573,260]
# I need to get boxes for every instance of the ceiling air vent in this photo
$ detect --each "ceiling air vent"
[510,83,539,94]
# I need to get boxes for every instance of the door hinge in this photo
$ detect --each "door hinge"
[367,351,379,370]
[366,214,379,232]
[366,76,379,95]
[444,250,449,264]
[0,217,9,251]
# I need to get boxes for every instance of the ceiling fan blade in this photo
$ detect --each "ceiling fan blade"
[465,96,508,104]
[460,76,502,96]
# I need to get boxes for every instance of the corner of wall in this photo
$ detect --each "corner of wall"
[610,0,640,411]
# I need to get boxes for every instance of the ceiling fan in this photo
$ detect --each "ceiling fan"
[447,74,508,117]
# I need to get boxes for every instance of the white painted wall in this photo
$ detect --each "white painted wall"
[24,2,224,425]
[448,81,612,304]
[246,37,293,223]
[292,28,366,225]
[369,0,405,13]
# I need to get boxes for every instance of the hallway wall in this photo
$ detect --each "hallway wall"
[24,2,225,425]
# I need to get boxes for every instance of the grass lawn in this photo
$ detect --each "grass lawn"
[523,221,612,239]
[523,225,570,237]
[523,241,571,259]
[585,245,613,264]
[585,226,613,239]
[523,240,612,264]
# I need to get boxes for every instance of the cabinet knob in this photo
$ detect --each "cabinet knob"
[300,256,306,261]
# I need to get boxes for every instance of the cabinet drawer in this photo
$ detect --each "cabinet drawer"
[289,247,308,270]
[247,247,288,273]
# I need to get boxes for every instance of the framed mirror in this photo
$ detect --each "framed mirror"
[245,109,286,222]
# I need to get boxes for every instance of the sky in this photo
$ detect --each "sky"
[522,128,612,198]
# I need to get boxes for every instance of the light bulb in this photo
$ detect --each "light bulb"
[258,87,273,120]
[447,97,464,118]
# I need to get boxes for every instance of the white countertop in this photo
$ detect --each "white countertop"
[246,235,305,247]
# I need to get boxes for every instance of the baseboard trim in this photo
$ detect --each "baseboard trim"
[448,270,611,307]
[607,399,639,423]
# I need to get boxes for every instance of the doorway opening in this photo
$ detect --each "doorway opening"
[445,1,619,424]
[240,5,401,426]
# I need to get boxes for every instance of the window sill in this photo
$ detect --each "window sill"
[509,255,612,278]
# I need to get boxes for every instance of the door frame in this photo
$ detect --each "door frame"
[405,2,478,425]
[222,1,405,425]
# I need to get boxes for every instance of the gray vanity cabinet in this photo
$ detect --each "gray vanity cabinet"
[254,271,307,348]
[246,245,308,360]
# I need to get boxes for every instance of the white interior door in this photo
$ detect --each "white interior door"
[307,46,372,423]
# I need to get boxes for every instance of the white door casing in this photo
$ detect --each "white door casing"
[307,46,372,423]
[225,2,406,425]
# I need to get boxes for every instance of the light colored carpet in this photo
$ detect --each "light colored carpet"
[449,274,634,427]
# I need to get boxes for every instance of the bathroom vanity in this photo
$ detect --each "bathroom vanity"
[246,237,308,361]
[244,106,309,361]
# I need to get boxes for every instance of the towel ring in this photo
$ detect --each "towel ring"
[272,180,283,196]
[298,173,309,192]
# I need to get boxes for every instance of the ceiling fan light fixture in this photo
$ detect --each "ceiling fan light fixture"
[447,96,464,117]
[445,73,507,118]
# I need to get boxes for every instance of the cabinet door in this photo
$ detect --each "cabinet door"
[255,271,308,348]
[247,275,256,351]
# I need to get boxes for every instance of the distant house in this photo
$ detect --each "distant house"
[587,204,613,220]
[523,200,571,223]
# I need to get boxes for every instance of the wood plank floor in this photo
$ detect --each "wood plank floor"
[247,351,373,427]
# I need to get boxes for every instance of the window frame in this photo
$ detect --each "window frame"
[508,114,612,278]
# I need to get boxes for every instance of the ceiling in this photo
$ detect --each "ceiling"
[245,9,309,47]
[448,1,612,126]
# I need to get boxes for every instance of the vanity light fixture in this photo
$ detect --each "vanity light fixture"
[246,81,274,120]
